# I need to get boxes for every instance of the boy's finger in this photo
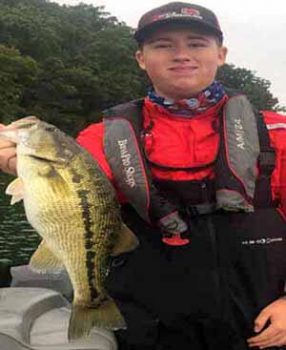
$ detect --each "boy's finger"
[253,308,271,333]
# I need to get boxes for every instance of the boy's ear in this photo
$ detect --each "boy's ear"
[218,46,228,67]
[135,50,146,70]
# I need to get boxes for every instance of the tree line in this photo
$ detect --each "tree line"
[0,0,282,136]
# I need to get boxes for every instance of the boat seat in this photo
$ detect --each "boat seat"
[10,265,73,300]
[0,287,117,350]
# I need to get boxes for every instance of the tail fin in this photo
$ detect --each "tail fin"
[68,299,126,340]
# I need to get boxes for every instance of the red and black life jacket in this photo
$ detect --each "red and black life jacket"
[102,90,276,224]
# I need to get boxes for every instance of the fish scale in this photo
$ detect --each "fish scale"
[25,153,119,303]
[0,117,139,340]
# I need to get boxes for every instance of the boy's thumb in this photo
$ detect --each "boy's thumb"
[254,310,269,333]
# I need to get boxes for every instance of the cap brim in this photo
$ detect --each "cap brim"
[134,18,223,43]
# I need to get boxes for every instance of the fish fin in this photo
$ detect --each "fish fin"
[29,240,64,273]
[68,299,126,340]
[5,178,24,205]
[111,223,139,256]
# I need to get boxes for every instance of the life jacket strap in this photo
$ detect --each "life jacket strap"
[254,113,276,207]
[103,100,182,225]
[256,113,276,173]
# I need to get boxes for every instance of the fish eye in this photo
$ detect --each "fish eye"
[44,125,56,132]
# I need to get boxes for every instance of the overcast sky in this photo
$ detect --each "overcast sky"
[54,0,286,107]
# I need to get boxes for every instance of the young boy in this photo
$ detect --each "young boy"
[77,2,286,349]
[1,2,286,349]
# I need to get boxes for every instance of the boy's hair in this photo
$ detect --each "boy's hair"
[134,2,223,45]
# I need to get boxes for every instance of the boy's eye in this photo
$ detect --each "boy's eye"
[188,42,207,48]
[149,40,209,49]
[152,43,172,49]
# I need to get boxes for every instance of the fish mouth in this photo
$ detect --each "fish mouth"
[0,127,19,143]
[0,116,40,143]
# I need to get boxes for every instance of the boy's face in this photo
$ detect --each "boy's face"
[135,26,227,100]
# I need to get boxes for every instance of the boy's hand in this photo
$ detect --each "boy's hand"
[0,124,17,175]
[247,297,286,348]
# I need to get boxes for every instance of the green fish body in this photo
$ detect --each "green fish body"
[0,117,138,340]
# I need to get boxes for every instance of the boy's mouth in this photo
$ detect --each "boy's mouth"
[169,66,198,74]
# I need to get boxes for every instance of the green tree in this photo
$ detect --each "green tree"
[0,44,38,123]
[25,58,101,135]
[217,64,279,111]
[0,0,150,133]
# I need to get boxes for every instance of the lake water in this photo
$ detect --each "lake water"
[0,173,40,266]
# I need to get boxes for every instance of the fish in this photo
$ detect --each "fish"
[0,116,139,340]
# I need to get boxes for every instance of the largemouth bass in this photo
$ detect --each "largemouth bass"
[0,116,139,340]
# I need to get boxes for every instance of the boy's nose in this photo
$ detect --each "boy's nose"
[173,45,191,61]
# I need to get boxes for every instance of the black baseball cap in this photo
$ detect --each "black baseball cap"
[134,2,223,44]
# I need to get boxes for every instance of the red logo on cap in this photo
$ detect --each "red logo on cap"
[182,8,200,16]
[151,8,203,23]
[181,7,202,19]
[152,14,163,22]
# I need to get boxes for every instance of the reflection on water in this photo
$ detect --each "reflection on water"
[0,173,40,266]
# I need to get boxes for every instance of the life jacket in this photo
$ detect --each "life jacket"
[102,90,276,224]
